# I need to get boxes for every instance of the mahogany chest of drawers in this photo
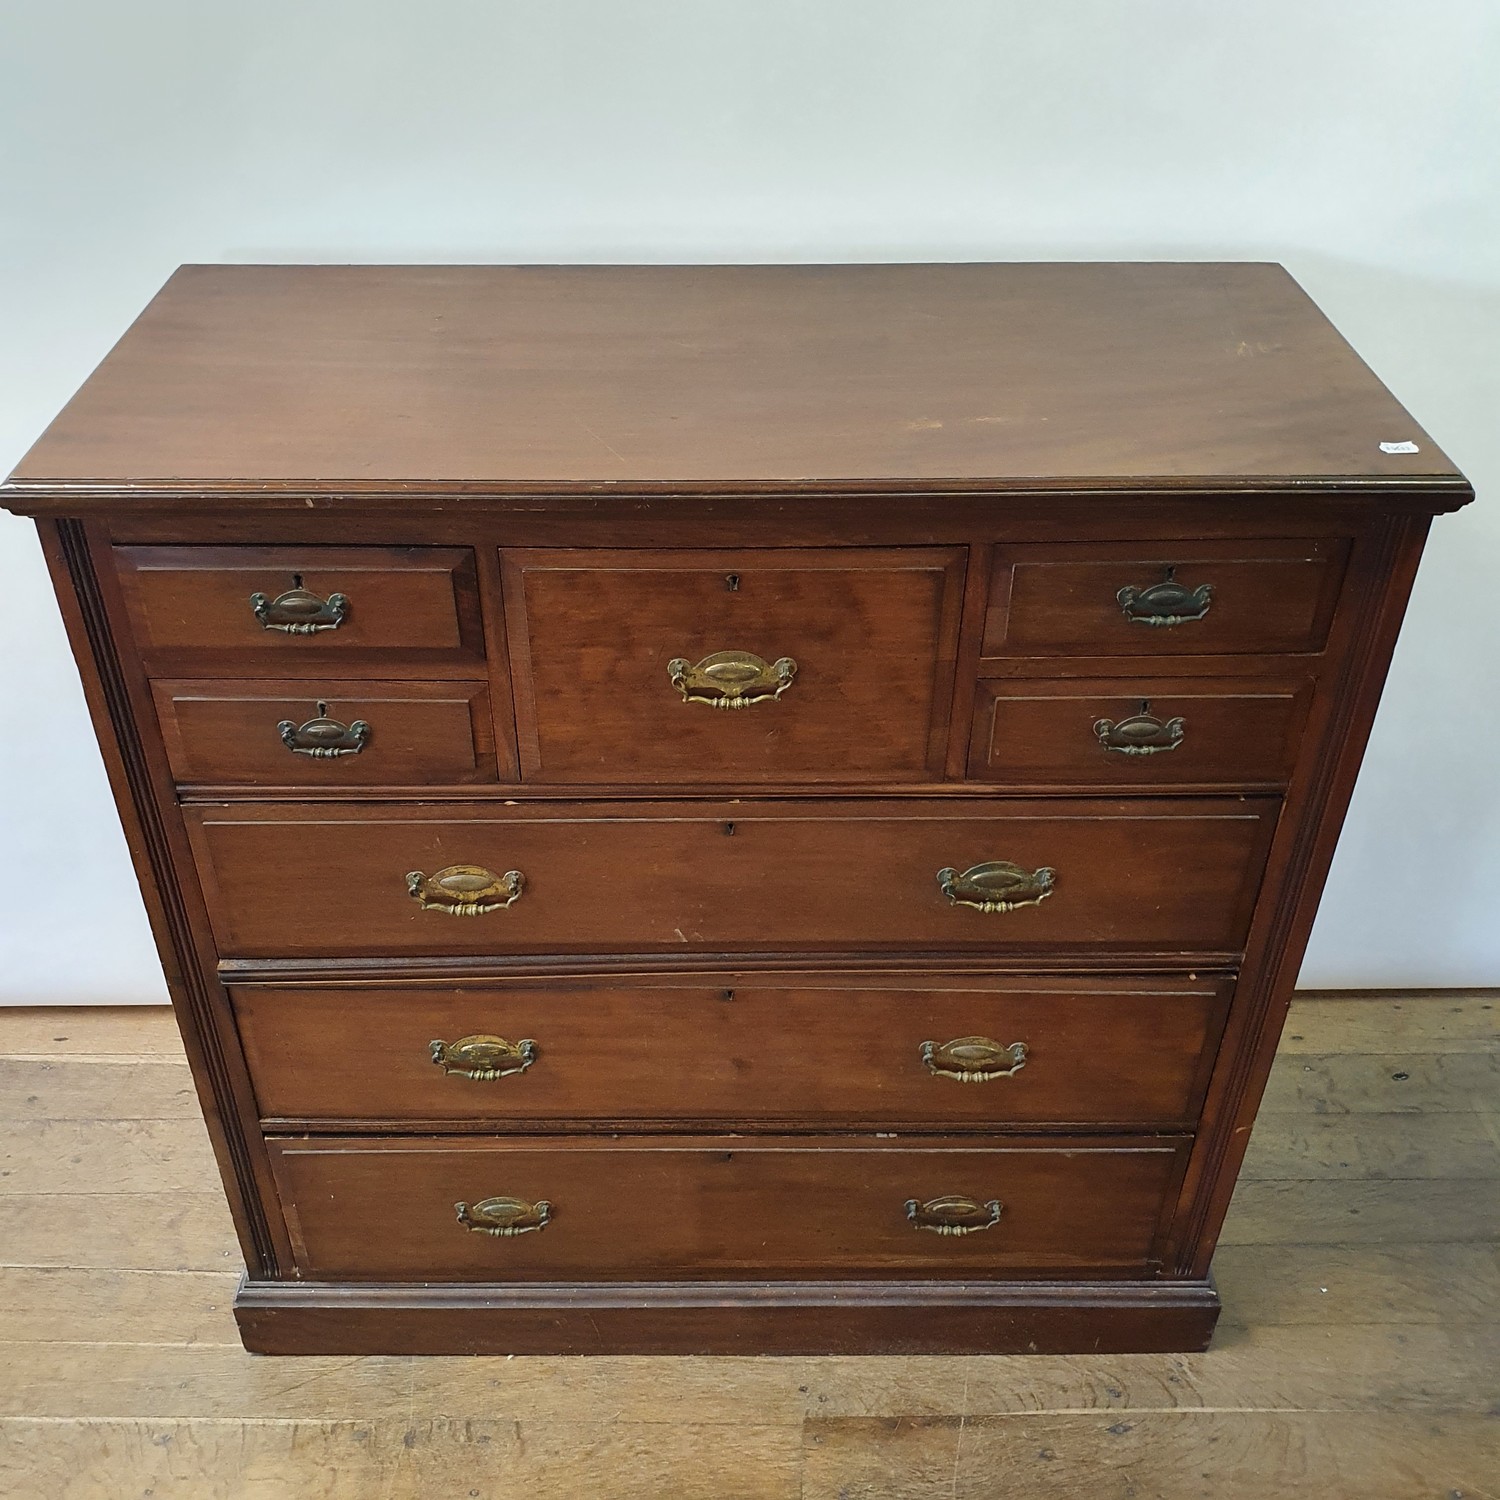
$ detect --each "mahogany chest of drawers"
[3,263,1470,1354]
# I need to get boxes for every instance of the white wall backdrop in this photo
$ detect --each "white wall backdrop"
[2,1,1496,1001]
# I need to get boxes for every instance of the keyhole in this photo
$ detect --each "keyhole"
[723,821,736,836]
[315,701,329,717]
[725,574,740,592]
[721,988,735,1002]
[291,573,304,589]
[1162,565,1176,582]
[1139,699,1150,716]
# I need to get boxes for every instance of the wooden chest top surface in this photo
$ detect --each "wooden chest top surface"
[2,262,1464,501]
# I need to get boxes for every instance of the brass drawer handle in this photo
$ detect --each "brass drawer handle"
[430,1034,538,1080]
[937,861,1055,913]
[905,1194,1002,1236]
[406,865,525,916]
[667,650,797,709]
[1117,565,1212,626]
[277,701,370,757]
[249,574,349,634]
[1094,701,1185,756]
[921,1037,1028,1082]
[455,1196,550,1237]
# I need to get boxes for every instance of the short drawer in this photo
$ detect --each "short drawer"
[268,1134,1191,1280]
[112,545,484,667]
[187,796,1278,958]
[969,677,1311,788]
[983,539,1348,659]
[152,679,502,786]
[503,547,965,782]
[233,973,1231,1128]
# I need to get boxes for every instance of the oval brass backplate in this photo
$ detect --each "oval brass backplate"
[429,1035,538,1080]
[1116,565,1213,627]
[904,1195,1003,1236]
[936,862,1056,913]
[920,1037,1028,1082]
[667,650,797,708]
[249,577,349,634]
[1093,709,1185,756]
[278,702,370,757]
[406,865,525,916]
[454,1196,551,1236]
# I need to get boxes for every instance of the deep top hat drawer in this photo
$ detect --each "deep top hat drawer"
[504,547,965,783]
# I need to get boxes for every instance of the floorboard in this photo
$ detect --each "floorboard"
[799,1411,1500,1500]
[0,1057,200,1121]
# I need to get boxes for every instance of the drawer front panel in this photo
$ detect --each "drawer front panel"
[188,797,1279,958]
[234,974,1230,1128]
[269,1134,1190,1280]
[969,677,1311,788]
[983,539,1348,659]
[505,547,965,782]
[153,679,501,786]
[113,545,484,665]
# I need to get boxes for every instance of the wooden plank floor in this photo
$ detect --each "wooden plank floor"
[0,995,1495,1499]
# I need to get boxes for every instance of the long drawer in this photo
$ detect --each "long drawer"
[187,797,1279,958]
[233,973,1230,1128]
[267,1134,1191,1280]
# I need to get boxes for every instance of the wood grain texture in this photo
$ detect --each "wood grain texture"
[1210,1243,1500,1327]
[0,1268,240,1345]
[968,675,1310,789]
[1278,994,1500,1053]
[111,543,484,665]
[1238,1111,1500,1180]
[790,1323,1500,1417]
[1219,1178,1500,1246]
[0,1419,805,1500]
[0,1343,804,1423]
[1259,1048,1500,1113]
[5,1322,1495,1421]
[983,537,1348,658]
[151,678,501,787]
[233,974,1228,1130]
[1,263,1462,496]
[0,1006,184,1057]
[798,1412,1500,1500]
[0,1058,198,1120]
[235,1278,1221,1357]
[0,1118,219,1195]
[0,1193,240,1270]
[505,546,965,783]
[185,796,1278,958]
[266,1134,1190,1281]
